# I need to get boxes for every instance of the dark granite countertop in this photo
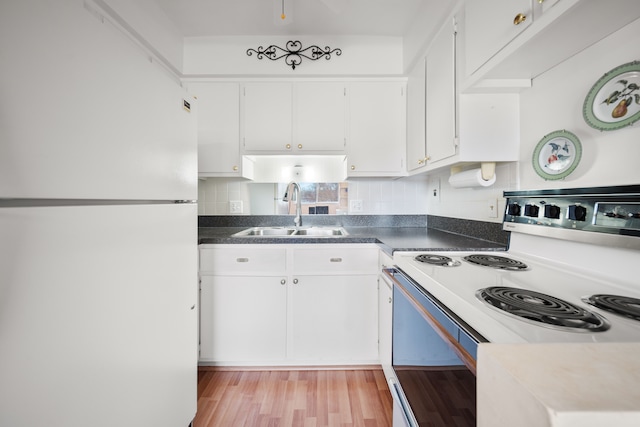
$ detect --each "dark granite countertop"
[198,215,509,255]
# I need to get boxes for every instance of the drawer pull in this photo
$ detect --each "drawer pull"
[236,257,249,263]
[513,13,527,25]
[330,257,343,263]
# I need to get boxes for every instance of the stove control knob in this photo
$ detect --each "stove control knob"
[544,204,561,219]
[524,204,539,217]
[568,205,587,221]
[507,203,521,216]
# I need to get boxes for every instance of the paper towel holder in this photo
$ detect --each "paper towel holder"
[450,162,496,181]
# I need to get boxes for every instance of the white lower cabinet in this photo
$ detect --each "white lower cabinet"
[199,275,287,363]
[199,244,379,366]
[290,275,378,363]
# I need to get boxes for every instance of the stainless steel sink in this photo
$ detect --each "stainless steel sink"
[232,226,348,237]
[233,227,297,237]
[294,227,347,236]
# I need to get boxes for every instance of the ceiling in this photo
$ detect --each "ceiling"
[152,0,432,38]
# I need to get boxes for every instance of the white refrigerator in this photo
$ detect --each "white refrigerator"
[0,1,198,426]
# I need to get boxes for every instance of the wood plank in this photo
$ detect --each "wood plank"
[193,369,392,427]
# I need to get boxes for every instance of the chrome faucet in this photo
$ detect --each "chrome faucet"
[283,181,302,227]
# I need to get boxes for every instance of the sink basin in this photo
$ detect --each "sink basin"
[294,228,347,236]
[233,227,296,237]
[232,226,348,238]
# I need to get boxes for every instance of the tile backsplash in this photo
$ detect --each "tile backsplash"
[198,177,431,215]
[198,162,517,222]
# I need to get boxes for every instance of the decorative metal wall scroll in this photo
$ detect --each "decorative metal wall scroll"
[246,41,342,70]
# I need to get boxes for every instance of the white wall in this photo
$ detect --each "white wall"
[518,18,640,190]
[425,163,519,224]
[183,35,403,76]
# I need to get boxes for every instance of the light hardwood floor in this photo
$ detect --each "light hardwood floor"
[194,368,393,427]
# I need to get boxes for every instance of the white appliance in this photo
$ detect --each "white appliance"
[0,2,198,426]
[389,185,640,426]
[394,186,640,346]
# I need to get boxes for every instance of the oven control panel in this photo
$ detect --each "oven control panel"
[503,186,640,247]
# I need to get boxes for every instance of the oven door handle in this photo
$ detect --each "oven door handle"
[388,378,418,427]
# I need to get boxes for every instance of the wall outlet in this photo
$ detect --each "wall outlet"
[488,199,498,218]
[350,199,363,213]
[229,200,243,214]
[432,177,441,203]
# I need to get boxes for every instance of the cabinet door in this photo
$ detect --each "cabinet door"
[290,275,378,363]
[465,0,533,75]
[406,58,427,173]
[378,252,394,381]
[242,82,292,152]
[199,275,287,363]
[294,82,346,152]
[347,82,406,177]
[425,18,457,165]
[191,82,242,176]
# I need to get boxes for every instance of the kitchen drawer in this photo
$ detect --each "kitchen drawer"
[292,246,378,274]
[199,246,287,275]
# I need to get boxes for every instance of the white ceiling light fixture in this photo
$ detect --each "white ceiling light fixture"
[273,0,294,26]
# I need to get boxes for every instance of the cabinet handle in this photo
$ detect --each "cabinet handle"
[418,158,425,165]
[280,279,286,285]
[236,257,249,263]
[232,165,238,171]
[293,278,299,284]
[513,13,527,25]
[285,143,291,149]
[297,144,303,149]
[388,297,392,304]
[350,165,356,171]
[330,257,343,263]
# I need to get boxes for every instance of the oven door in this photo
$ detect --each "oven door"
[384,267,485,427]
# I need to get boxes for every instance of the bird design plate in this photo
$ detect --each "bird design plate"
[583,61,640,131]
[532,130,582,180]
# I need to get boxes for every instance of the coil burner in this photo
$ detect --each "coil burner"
[477,286,610,332]
[414,254,461,267]
[463,254,528,271]
[583,294,640,321]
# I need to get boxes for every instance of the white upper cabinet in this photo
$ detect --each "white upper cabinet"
[241,81,346,154]
[294,82,346,152]
[347,81,407,177]
[406,58,427,173]
[425,17,457,166]
[190,82,253,178]
[242,82,293,152]
[405,12,520,173]
[465,0,533,76]
[463,0,640,87]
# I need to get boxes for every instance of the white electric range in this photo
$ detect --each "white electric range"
[393,185,640,345]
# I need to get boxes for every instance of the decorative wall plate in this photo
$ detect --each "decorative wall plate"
[583,61,640,131]
[532,130,582,180]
